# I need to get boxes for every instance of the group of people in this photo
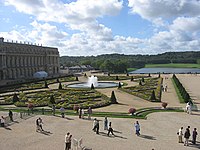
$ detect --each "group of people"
[78,107,92,120]
[177,126,198,146]
[0,110,14,127]
[92,117,114,136]
[162,84,168,92]
[65,132,72,150]
[36,117,44,132]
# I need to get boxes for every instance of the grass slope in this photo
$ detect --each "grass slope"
[145,63,200,68]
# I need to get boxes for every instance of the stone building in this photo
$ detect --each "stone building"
[0,37,60,80]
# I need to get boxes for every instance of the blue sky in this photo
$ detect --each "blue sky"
[1,0,200,56]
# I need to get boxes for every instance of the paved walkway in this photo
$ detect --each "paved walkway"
[0,112,200,150]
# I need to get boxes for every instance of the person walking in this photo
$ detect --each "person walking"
[192,128,198,144]
[96,120,99,134]
[87,107,92,120]
[104,116,108,130]
[107,122,114,136]
[178,127,183,143]
[134,121,140,136]
[184,128,191,146]
[65,132,70,150]
[0,116,5,127]
[81,109,84,119]
[38,117,44,131]
[8,110,13,122]
[78,108,82,119]
[92,118,97,132]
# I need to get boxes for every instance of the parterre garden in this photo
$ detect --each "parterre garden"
[0,74,163,113]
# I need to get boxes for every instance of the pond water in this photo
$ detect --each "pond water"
[67,82,119,88]
[129,68,200,74]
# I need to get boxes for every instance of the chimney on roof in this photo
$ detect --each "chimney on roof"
[0,37,4,43]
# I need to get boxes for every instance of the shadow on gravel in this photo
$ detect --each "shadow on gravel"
[188,141,200,149]
[54,115,74,120]
[98,131,127,139]
[37,130,53,136]
[139,134,156,140]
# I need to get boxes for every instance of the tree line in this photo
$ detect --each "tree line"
[60,51,200,73]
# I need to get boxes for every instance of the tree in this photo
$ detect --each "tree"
[131,76,134,81]
[91,83,95,90]
[118,82,122,88]
[13,93,19,103]
[58,82,62,89]
[141,77,144,82]
[116,75,119,80]
[110,91,118,104]
[150,90,156,101]
[44,80,48,88]
[139,80,142,86]
[50,95,55,104]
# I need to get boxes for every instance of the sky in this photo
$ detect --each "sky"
[0,0,200,56]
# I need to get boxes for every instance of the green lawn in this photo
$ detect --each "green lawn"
[145,63,200,68]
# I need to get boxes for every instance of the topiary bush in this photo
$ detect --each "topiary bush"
[129,107,136,115]
[162,102,168,109]
[110,91,118,104]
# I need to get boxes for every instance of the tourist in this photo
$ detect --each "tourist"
[184,127,190,146]
[69,134,72,149]
[60,107,65,118]
[192,128,198,144]
[8,110,13,122]
[164,85,167,91]
[36,118,40,132]
[52,104,55,116]
[134,121,140,136]
[186,102,192,114]
[178,127,183,143]
[81,109,84,119]
[107,122,114,136]
[78,108,82,119]
[104,116,108,130]
[38,117,44,131]
[87,107,92,120]
[65,132,71,150]
[96,120,99,134]
[0,116,5,127]
[92,118,97,132]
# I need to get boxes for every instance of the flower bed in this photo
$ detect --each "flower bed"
[120,77,162,102]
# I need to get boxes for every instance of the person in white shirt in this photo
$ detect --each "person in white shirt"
[178,127,183,143]
[65,132,70,150]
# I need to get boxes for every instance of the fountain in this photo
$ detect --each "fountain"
[67,75,118,88]
[87,75,98,87]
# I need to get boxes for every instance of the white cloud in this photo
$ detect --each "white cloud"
[128,0,200,21]
[2,0,200,56]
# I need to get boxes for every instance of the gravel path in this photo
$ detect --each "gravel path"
[0,112,199,150]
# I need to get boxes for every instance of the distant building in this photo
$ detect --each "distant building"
[0,37,60,80]
[67,65,93,73]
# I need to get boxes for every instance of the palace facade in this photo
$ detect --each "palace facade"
[0,37,60,80]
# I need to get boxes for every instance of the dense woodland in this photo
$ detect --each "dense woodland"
[60,51,200,73]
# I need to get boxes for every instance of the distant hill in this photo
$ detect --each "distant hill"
[60,51,200,73]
